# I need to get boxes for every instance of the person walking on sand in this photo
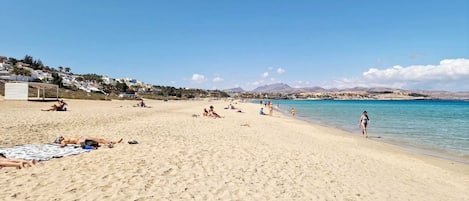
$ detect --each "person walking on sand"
[359,111,370,138]
[268,102,273,116]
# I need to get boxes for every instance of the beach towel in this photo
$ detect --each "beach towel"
[0,144,90,161]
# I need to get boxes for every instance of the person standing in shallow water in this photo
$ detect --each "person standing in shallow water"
[290,108,296,117]
[359,111,370,138]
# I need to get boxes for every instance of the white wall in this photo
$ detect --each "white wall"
[5,83,28,100]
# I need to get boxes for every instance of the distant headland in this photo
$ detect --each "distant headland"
[224,83,469,100]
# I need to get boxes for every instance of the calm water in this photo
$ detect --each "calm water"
[264,100,469,162]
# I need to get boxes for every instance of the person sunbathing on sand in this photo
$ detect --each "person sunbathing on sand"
[42,100,67,111]
[135,99,148,107]
[55,136,123,148]
[0,154,37,169]
[225,104,236,110]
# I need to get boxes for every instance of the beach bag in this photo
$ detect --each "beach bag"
[57,105,67,111]
[80,139,99,149]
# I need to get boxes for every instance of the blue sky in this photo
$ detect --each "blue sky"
[1,0,468,91]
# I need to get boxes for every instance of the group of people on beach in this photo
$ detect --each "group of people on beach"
[259,101,274,116]
[260,100,370,138]
[134,99,151,108]
[224,103,243,113]
[202,103,245,118]
[3,100,372,170]
[1,99,129,170]
[203,105,222,118]
[0,135,125,170]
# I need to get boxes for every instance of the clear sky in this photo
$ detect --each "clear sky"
[1,0,468,91]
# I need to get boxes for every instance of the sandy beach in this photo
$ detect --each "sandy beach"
[0,98,468,201]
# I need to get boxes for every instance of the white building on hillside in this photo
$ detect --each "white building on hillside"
[0,56,12,71]
[102,76,117,85]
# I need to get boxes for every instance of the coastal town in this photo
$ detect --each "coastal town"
[0,55,154,95]
[0,55,229,100]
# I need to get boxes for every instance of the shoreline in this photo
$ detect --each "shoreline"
[270,100,469,164]
[270,103,469,172]
[1,98,468,200]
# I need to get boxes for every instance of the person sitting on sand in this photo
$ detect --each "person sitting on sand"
[209,105,222,118]
[225,104,236,110]
[136,99,146,107]
[203,108,209,117]
[0,154,37,169]
[259,107,266,115]
[55,136,123,148]
[42,100,67,111]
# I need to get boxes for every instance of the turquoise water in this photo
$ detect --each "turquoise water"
[265,100,469,162]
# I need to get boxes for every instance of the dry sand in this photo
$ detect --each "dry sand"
[0,98,468,201]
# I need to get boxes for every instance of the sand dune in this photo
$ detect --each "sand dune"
[1,99,468,200]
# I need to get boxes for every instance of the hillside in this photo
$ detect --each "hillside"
[229,83,469,100]
[252,83,292,92]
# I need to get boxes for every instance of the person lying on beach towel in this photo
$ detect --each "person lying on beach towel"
[0,153,37,169]
[42,100,67,111]
[55,136,123,148]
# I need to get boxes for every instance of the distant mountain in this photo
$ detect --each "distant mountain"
[245,83,468,100]
[224,87,244,93]
[251,83,405,94]
[338,87,397,92]
[299,86,328,93]
[252,83,292,92]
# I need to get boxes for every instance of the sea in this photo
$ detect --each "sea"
[262,99,469,163]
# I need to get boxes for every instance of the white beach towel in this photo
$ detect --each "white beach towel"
[0,144,90,161]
